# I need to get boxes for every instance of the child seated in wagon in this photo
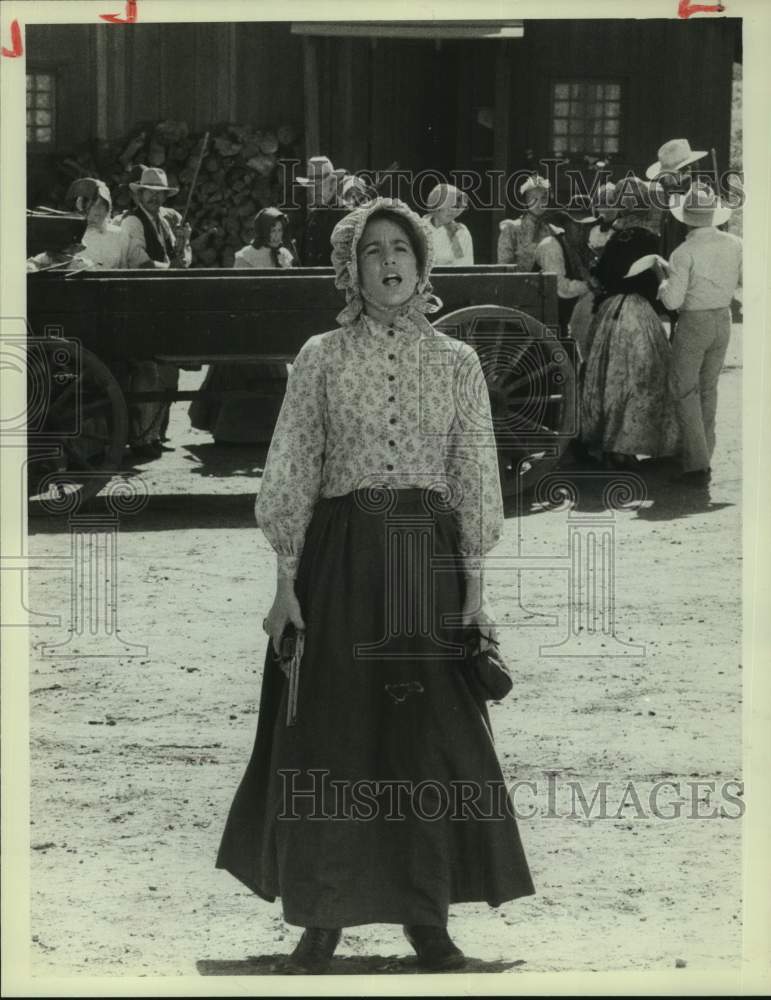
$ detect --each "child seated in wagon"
[188,208,297,444]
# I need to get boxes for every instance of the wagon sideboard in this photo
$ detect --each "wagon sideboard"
[27,267,560,362]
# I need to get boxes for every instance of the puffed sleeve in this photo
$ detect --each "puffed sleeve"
[254,334,327,579]
[444,343,504,568]
[497,220,516,264]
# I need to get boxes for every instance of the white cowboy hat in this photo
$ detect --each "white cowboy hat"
[645,138,707,180]
[668,182,732,227]
[296,156,342,186]
[519,174,550,198]
[129,166,179,195]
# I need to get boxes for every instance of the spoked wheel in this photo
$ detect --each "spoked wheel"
[435,305,578,498]
[27,340,129,513]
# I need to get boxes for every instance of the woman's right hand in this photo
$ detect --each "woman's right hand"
[263,578,305,656]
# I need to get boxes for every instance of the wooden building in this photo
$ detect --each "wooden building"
[26,18,740,261]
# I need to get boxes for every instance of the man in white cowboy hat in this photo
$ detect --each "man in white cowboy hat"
[646,138,708,259]
[655,182,741,486]
[645,138,708,184]
[296,155,350,266]
[532,196,597,337]
[497,174,552,270]
[121,166,192,270]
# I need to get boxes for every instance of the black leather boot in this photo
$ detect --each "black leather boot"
[284,927,341,974]
[403,924,466,971]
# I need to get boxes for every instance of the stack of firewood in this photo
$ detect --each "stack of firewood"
[45,120,303,267]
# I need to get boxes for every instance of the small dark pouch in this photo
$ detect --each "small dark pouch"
[463,627,513,702]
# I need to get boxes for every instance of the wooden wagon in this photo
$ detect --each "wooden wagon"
[25,264,578,508]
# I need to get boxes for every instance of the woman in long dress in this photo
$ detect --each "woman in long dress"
[216,198,534,973]
[580,190,679,466]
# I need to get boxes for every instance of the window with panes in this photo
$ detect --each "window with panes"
[550,80,623,157]
[27,72,55,147]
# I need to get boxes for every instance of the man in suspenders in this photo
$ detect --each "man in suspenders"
[120,167,192,460]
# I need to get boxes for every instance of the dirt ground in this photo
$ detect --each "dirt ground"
[25,327,743,979]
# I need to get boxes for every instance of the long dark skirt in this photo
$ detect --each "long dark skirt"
[216,488,535,928]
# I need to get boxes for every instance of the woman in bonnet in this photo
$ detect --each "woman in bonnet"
[423,183,474,266]
[216,198,534,973]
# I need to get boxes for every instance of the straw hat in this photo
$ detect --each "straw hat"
[668,182,732,227]
[645,138,707,180]
[129,166,179,195]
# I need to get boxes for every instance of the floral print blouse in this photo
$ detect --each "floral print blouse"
[254,313,504,579]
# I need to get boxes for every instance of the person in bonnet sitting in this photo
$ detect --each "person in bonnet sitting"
[27,177,127,271]
[233,207,299,269]
[190,209,298,443]
[497,174,552,270]
[423,183,474,266]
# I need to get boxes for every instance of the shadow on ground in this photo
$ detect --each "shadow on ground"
[504,457,735,524]
[182,442,270,478]
[197,954,526,976]
[28,492,258,533]
[27,456,734,533]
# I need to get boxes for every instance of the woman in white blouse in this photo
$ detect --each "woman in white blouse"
[216,198,534,973]
[423,183,474,266]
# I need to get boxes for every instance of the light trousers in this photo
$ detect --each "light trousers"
[670,307,732,473]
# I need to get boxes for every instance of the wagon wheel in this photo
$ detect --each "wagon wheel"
[434,305,578,498]
[27,339,129,512]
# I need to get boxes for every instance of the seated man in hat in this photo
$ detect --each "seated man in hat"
[296,156,351,267]
[654,182,741,487]
[121,166,192,269]
[532,199,596,337]
[120,166,192,460]
[497,175,553,270]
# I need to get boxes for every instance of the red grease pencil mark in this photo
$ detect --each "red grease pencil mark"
[100,0,138,24]
[2,20,23,58]
[677,0,725,17]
